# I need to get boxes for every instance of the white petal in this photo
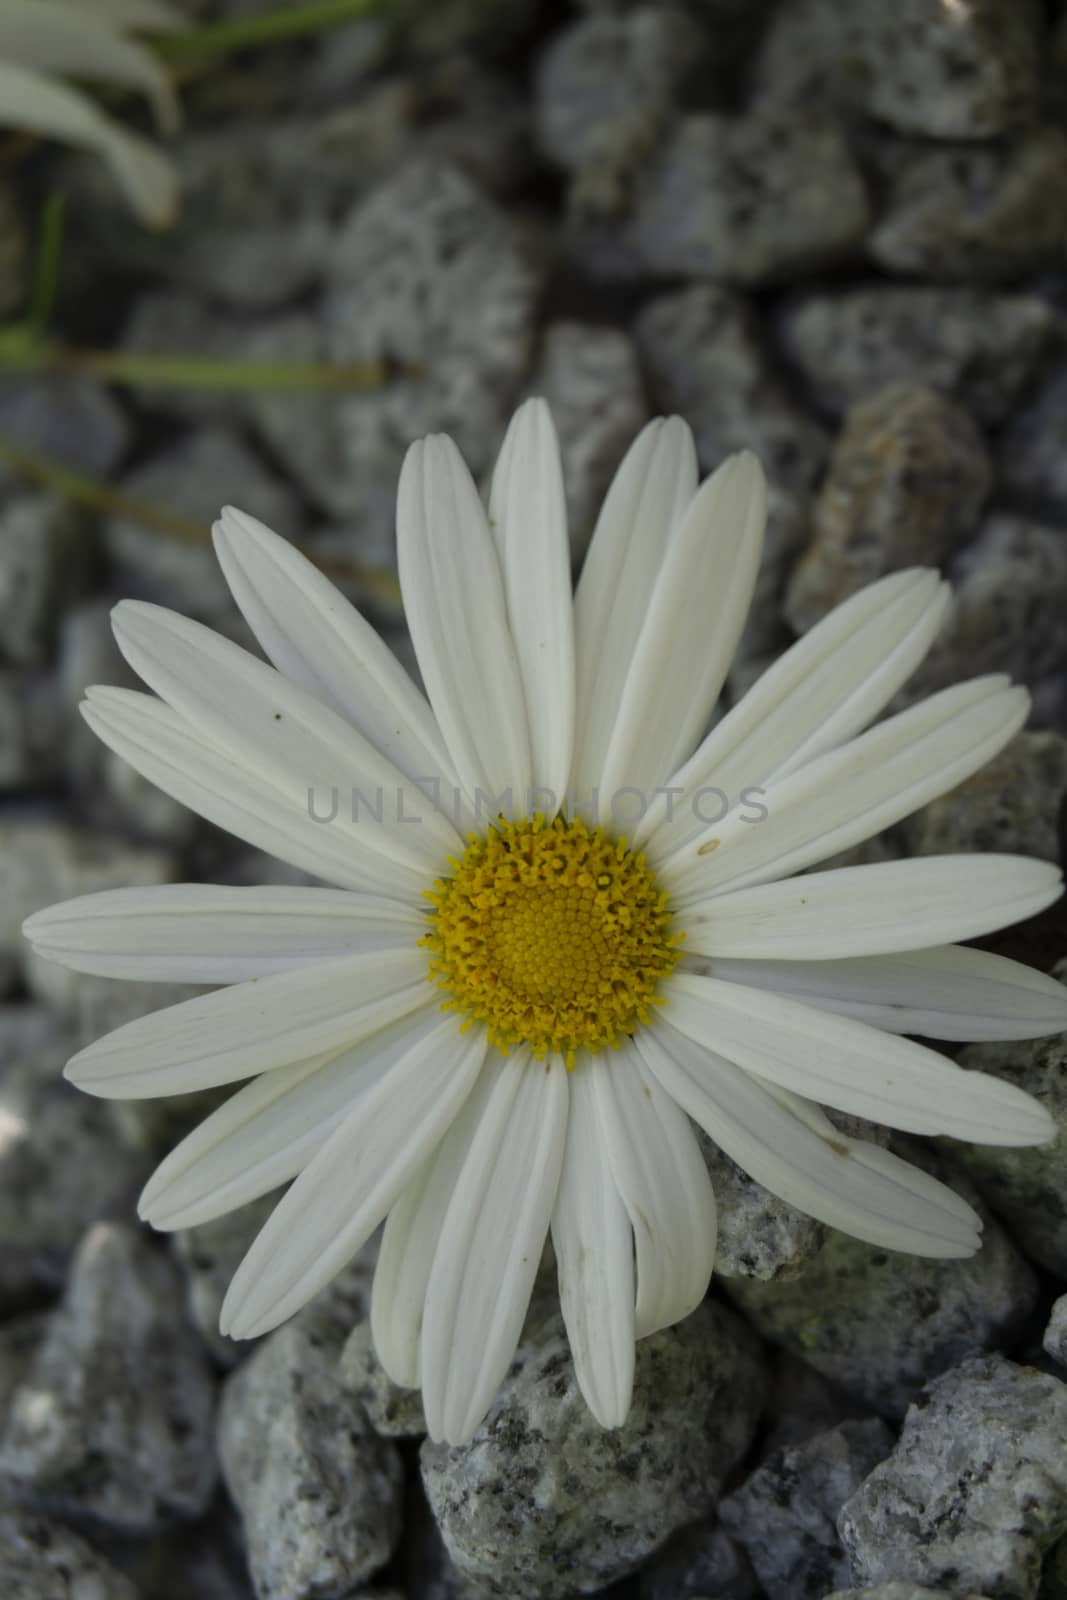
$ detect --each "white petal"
[663,676,1030,902]
[704,945,1067,1041]
[420,1052,569,1445]
[591,1050,716,1339]
[663,971,1056,1145]
[571,417,698,808]
[396,434,531,809]
[221,1019,487,1338]
[212,507,457,795]
[637,1020,982,1257]
[372,1063,494,1388]
[598,452,766,802]
[487,399,575,805]
[1,0,179,131]
[0,60,178,225]
[110,600,460,875]
[64,946,430,1098]
[551,1061,634,1428]
[685,855,1064,961]
[23,884,424,983]
[82,688,422,898]
[638,568,949,854]
[139,1005,441,1229]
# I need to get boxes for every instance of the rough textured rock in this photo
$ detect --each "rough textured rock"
[172,1195,278,1365]
[0,1503,140,1599]
[218,1249,403,1600]
[0,1223,218,1532]
[421,1298,766,1600]
[753,0,1042,140]
[870,131,1067,282]
[720,1418,895,1600]
[785,383,991,631]
[760,1350,875,1457]
[901,731,1067,864]
[1044,1295,1067,1369]
[530,320,648,558]
[825,1588,993,1599]
[105,427,304,619]
[339,1321,427,1438]
[699,1128,825,1280]
[628,110,869,285]
[839,1356,1067,1599]
[0,494,96,666]
[0,1060,149,1313]
[639,1521,759,1600]
[777,287,1052,426]
[726,1152,1036,1420]
[953,965,1067,1278]
[998,358,1067,518]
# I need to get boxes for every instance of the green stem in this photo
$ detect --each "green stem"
[160,0,394,60]
[0,345,388,394]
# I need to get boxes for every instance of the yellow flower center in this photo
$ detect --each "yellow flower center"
[422,815,683,1067]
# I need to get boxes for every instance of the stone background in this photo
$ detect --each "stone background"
[1,1,1067,1597]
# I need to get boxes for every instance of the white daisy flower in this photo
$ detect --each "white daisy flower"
[0,0,181,226]
[24,401,1067,1446]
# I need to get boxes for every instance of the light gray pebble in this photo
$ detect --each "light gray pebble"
[0,376,129,495]
[0,1222,218,1532]
[421,1297,766,1600]
[1044,1295,1067,1368]
[870,130,1067,283]
[698,1125,826,1280]
[0,1059,149,1313]
[726,1149,1036,1419]
[339,1321,426,1438]
[720,1418,895,1600]
[105,427,304,620]
[785,383,991,632]
[777,286,1052,426]
[0,493,96,666]
[530,320,648,558]
[218,1251,403,1600]
[639,1521,759,1600]
[0,1502,140,1600]
[172,1196,278,1366]
[839,1355,1067,1600]
[629,109,870,285]
[953,962,1067,1278]
[901,732,1067,864]
[752,0,1041,140]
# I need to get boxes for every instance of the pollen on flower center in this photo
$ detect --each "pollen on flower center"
[421,814,683,1067]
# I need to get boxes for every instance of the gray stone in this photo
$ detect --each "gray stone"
[629,109,870,285]
[825,1588,993,1599]
[839,1356,1067,1599]
[105,427,304,620]
[952,965,1067,1278]
[536,9,707,211]
[0,1503,139,1600]
[120,289,248,425]
[777,286,1052,426]
[0,376,130,494]
[0,493,96,666]
[901,732,1067,864]
[639,1521,759,1600]
[0,1222,218,1531]
[407,59,531,201]
[420,1297,766,1600]
[1044,1295,1067,1369]
[720,1418,895,1600]
[0,181,26,318]
[172,1195,278,1365]
[0,1059,149,1312]
[871,130,1067,283]
[0,673,62,790]
[0,1316,47,1432]
[752,0,1041,140]
[339,1320,427,1437]
[0,1006,72,1076]
[698,1126,826,1280]
[726,1150,1036,1419]
[785,383,991,632]
[998,358,1067,518]
[218,1260,403,1600]
[531,320,648,558]
[905,516,1067,700]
